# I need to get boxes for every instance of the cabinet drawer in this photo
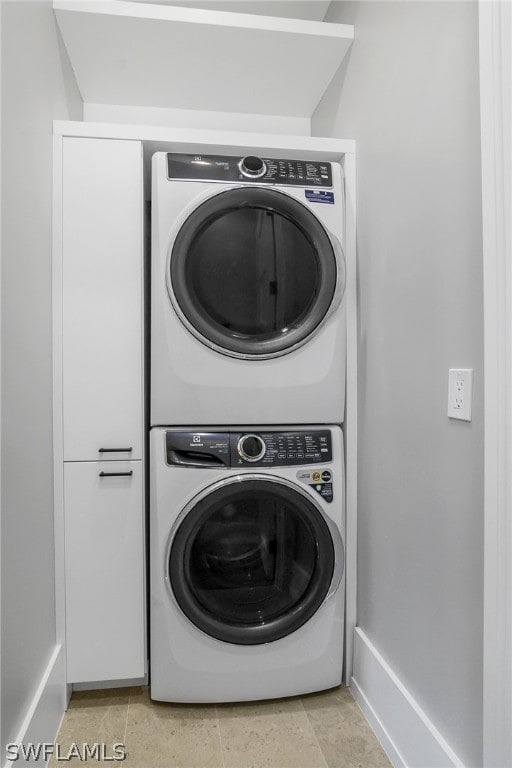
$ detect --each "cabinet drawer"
[64,461,145,683]
[62,137,143,461]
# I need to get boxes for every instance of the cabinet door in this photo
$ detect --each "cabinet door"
[64,461,145,683]
[62,137,143,461]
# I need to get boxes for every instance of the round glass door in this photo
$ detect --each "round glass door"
[169,188,341,358]
[168,477,336,645]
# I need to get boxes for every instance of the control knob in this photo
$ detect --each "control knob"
[239,155,267,179]
[237,434,266,463]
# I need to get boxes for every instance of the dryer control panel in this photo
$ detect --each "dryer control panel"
[165,430,333,468]
[167,153,333,188]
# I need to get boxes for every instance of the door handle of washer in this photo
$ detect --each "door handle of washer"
[168,450,225,468]
[99,471,133,477]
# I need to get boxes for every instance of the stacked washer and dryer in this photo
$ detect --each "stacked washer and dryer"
[150,150,347,702]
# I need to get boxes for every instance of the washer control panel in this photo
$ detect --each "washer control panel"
[165,430,332,468]
[167,153,333,188]
[230,430,332,467]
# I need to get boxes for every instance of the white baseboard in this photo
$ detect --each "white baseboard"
[351,628,465,768]
[72,675,147,691]
[3,644,66,767]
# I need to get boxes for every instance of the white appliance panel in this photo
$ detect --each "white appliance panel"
[151,151,346,425]
[150,425,345,702]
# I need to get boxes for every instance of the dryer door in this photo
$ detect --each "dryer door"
[168,188,343,359]
[168,476,339,645]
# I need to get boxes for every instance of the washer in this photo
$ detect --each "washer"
[150,425,345,703]
[151,151,346,426]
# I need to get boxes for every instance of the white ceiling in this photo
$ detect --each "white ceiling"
[127,1,332,22]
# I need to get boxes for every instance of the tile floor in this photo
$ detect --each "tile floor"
[50,685,392,768]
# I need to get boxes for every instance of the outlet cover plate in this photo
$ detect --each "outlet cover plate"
[448,368,473,421]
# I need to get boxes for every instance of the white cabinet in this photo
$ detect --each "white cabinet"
[64,461,145,683]
[53,1,353,120]
[59,136,145,684]
[62,137,143,462]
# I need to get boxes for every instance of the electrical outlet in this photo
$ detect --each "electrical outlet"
[448,369,473,421]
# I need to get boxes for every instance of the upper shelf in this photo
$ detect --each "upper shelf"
[53,1,353,118]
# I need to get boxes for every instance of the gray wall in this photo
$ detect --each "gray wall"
[1,1,82,751]
[313,2,483,765]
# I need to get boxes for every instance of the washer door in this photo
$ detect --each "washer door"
[168,188,342,358]
[168,477,337,645]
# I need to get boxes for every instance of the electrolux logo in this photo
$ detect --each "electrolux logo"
[5,742,126,762]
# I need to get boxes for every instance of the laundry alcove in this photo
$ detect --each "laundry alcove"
[52,121,358,689]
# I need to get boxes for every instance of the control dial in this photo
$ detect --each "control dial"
[239,155,267,179]
[237,434,266,463]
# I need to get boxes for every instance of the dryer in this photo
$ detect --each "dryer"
[150,425,345,703]
[151,152,346,426]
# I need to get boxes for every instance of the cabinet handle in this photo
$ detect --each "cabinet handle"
[99,471,133,478]
[98,447,133,453]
